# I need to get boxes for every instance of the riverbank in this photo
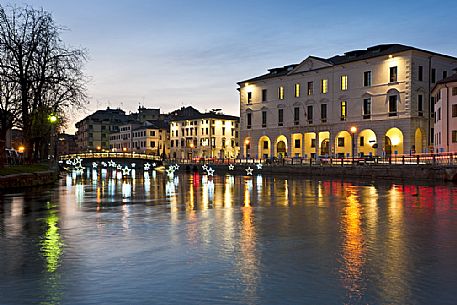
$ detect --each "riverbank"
[0,165,59,190]
[174,163,457,182]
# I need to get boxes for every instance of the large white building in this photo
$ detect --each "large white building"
[238,44,457,159]
[432,73,457,152]
[169,107,239,159]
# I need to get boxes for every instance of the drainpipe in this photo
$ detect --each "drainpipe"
[428,56,432,148]
[445,83,450,152]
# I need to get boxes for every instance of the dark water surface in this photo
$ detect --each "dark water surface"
[1,170,457,305]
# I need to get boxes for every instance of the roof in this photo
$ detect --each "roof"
[239,44,457,84]
[432,73,457,93]
[436,73,457,85]
[133,120,170,131]
[170,112,239,122]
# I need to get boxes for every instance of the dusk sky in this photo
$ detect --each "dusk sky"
[20,0,457,134]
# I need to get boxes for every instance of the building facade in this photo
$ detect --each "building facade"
[75,108,127,152]
[432,73,457,152]
[169,108,239,159]
[238,44,457,159]
[110,120,170,156]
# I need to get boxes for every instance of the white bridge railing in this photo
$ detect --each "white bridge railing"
[60,152,162,161]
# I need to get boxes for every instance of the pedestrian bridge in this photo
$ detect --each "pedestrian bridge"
[59,152,163,168]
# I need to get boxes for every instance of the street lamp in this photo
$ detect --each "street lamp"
[350,126,357,163]
[48,114,58,166]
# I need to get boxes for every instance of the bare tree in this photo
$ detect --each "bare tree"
[0,4,87,164]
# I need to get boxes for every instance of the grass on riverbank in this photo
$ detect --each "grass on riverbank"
[0,164,51,176]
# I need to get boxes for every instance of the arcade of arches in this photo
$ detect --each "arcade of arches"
[243,127,425,158]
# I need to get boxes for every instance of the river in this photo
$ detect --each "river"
[1,170,457,304]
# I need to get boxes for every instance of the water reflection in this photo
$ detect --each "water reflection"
[2,172,457,305]
[340,187,365,303]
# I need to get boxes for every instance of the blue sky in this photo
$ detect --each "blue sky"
[18,0,457,133]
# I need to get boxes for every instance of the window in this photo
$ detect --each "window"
[432,68,436,83]
[389,95,398,116]
[389,66,398,83]
[262,111,267,128]
[262,89,267,102]
[247,113,252,129]
[443,71,448,80]
[418,65,423,81]
[321,79,328,94]
[337,137,345,147]
[431,97,435,117]
[340,101,347,121]
[294,139,300,148]
[150,141,156,148]
[452,87,457,96]
[263,141,269,149]
[363,71,372,87]
[311,139,316,148]
[452,105,457,117]
[278,86,284,99]
[341,75,348,91]
[321,104,327,122]
[307,105,313,124]
[294,107,300,125]
[278,109,284,126]
[307,81,313,95]
[247,92,252,104]
[438,107,441,121]
[222,127,225,135]
[363,98,371,119]
[452,131,457,143]
[360,136,365,147]
[295,83,300,97]
[418,94,423,116]
[431,127,434,143]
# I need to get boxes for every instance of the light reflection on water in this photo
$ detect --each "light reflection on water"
[1,171,457,304]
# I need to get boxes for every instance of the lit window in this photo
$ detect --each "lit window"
[294,84,300,97]
[341,75,348,91]
[340,101,347,120]
[278,86,284,99]
[321,79,328,94]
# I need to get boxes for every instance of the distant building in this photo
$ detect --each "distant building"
[75,108,128,152]
[432,72,457,152]
[169,106,239,159]
[57,133,78,155]
[238,44,457,159]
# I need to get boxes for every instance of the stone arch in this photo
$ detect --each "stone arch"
[414,128,424,154]
[385,127,404,155]
[258,136,271,159]
[358,129,377,156]
[275,135,288,157]
[335,130,353,158]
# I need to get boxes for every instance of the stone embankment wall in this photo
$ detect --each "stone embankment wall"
[0,171,59,189]
[178,164,456,182]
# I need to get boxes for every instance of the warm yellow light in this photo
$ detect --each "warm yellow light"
[350,126,357,134]
[388,54,393,59]
[96,146,101,151]
[18,146,25,153]
[391,137,400,146]
[122,147,127,152]
[244,139,250,145]
[190,143,194,148]
[48,114,58,123]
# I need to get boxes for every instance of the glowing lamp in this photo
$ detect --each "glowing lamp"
[244,139,250,145]
[96,146,101,151]
[122,147,127,152]
[18,146,25,153]
[391,137,400,146]
[48,114,58,123]
[350,126,357,134]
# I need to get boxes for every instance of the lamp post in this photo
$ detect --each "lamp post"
[48,114,58,167]
[350,126,357,164]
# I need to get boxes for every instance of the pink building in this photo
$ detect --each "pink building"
[433,72,457,152]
